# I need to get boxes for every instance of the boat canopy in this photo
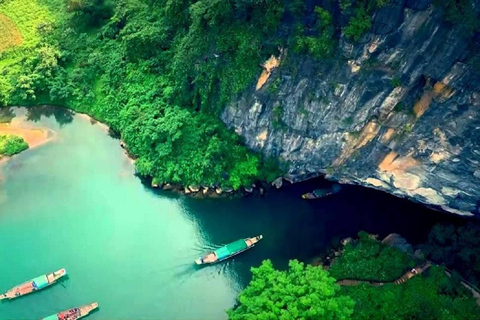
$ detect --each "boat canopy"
[213,239,248,260]
[313,189,328,197]
[226,239,248,253]
[214,247,230,260]
[32,275,49,290]
[42,315,59,320]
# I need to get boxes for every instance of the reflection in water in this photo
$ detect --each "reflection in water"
[0,107,15,123]
[25,105,74,126]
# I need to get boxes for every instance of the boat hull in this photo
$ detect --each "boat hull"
[41,302,99,320]
[0,268,66,300]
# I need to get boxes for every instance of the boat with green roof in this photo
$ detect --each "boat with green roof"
[0,268,66,300]
[41,302,98,320]
[195,235,263,265]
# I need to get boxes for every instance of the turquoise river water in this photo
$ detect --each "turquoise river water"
[0,107,461,319]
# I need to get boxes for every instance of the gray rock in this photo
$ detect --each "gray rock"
[188,185,200,193]
[382,233,414,253]
[372,0,406,35]
[221,4,480,216]
[406,0,431,10]
[272,177,283,189]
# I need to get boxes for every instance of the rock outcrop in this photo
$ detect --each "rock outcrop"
[222,2,480,216]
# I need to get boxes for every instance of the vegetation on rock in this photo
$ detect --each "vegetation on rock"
[1,0,478,188]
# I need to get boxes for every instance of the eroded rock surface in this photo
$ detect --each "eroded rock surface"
[222,3,480,216]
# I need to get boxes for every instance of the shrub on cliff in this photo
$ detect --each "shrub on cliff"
[434,0,479,35]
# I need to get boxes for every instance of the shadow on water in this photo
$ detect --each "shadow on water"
[146,177,470,287]
[0,107,15,123]
[25,105,74,127]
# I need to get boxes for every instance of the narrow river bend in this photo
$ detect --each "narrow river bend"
[0,107,460,319]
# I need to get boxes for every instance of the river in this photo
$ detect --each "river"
[0,107,462,319]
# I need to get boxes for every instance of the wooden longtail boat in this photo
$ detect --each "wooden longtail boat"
[0,268,66,300]
[41,302,99,320]
[302,184,342,200]
[195,235,263,265]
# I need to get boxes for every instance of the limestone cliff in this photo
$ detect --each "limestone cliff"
[222,0,480,216]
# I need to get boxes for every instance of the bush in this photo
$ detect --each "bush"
[228,260,355,320]
[434,0,479,35]
[342,266,480,320]
[343,7,372,42]
[329,231,416,282]
[421,223,480,287]
[292,6,335,59]
[0,134,28,156]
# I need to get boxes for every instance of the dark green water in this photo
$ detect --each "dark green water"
[0,107,461,319]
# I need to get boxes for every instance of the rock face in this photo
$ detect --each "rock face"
[222,3,480,216]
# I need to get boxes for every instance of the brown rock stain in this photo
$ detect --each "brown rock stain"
[256,53,281,90]
[333,121,380,166]
[378,151,418,172]
[413,91,433,118]
[380,128,395,144]
[433,81,455,99]
[413,81,455,118]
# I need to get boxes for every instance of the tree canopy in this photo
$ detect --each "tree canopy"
[227,259,355,320]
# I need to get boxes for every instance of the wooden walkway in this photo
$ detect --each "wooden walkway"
[336,261,432,287]
[336,262,480,307]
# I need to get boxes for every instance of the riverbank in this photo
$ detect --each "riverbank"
[0,114,55,171]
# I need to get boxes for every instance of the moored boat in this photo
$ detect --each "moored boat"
[302,184,342,200]
[0,268,66,300]
[195,235,263,265]
[41,302,99,320]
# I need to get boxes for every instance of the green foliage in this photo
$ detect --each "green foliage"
[272,104,284,129]
[329,231,416,282]
[1,0,286,189]
[422,223,480,287]
[342,266,480,320]
[267,77,281,94]
[390,76,402,88]
[66,0,114,29]
[394,102,405,112]
[342,116,354,126]
[342,0,390,42]
[434,0,479,35]
[0,134,28,156]
[292,6,335,59]
[227,259,355,320]
[343,7,372,42]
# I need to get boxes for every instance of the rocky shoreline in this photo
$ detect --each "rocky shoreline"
[148,178,284,198]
